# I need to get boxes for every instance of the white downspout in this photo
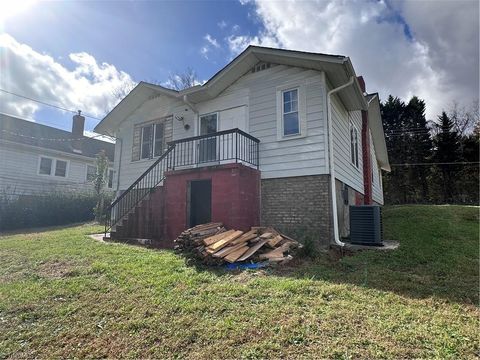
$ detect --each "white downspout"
[326,76,355,247]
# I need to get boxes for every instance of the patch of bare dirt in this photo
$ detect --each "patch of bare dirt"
[37,260,77,279]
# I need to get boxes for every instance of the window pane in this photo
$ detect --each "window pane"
[284,101,291,113]
[291,89,298,101]
[141,125,153,159]
[39,157,52,175]
[154,123,164,157]
[55,160,67,177]
[290,98,298,112]
[200,114,217,135]
[350,128,355,164]
[283,112,299,135]
[354,130,359,167]
[283,91,290,103]
[86,165,96,182]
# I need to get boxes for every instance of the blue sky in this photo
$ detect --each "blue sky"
[1,0,478,135]
[7,1,259,82]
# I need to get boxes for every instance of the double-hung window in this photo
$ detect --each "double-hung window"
[350,122,359,168]
[140,122,165,159]
[38,156,68,177]
[39,157,53,175]
[282,89,299,136]
[276,83,306,140]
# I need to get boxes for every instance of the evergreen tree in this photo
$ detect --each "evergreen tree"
[381,96,409,203]
[432,112,461,203]
[404,96,432,202]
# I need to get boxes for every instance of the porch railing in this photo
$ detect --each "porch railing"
[104,128,260,236]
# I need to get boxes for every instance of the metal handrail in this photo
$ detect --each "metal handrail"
[104,128,260,236]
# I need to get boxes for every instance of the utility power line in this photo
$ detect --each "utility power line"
[0,88,103,121]
[390,161,480,166]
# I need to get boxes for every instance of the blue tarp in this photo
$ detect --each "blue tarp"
[224,261,270,270]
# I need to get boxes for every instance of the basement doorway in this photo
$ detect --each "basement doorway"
[188,179,212,227]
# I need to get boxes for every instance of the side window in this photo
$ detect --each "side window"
[282,88,299,136]
[135,120,167,161]
[55,160,67,177]
[350,122,359,168]
[39,157,53,175]
[38,157,68,177]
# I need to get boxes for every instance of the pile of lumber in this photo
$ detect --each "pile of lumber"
[174,222,301,265]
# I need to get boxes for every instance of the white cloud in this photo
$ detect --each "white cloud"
[201,34,222,59]
[0,33,136,120]
[204,34,220,48]
[218,20,227,29]
[232,0,479,120]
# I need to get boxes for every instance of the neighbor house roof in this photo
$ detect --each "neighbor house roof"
[0,113,115,161]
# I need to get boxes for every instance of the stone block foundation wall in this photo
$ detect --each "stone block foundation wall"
[260,175,333,247]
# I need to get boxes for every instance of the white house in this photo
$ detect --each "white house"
[0,112,115,198]
[94,46,390,247]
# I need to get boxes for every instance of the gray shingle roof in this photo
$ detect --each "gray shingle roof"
[0,113,114,161]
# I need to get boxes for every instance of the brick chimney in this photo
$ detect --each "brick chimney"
[357,76,373,204]
[72,110,85,153]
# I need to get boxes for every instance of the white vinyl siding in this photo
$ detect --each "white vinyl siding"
[330,87,364,194]
[0,142,110,196]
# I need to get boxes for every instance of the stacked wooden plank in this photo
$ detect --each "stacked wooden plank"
[174,223,301,265]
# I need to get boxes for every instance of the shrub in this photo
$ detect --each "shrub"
[0,191,113,231]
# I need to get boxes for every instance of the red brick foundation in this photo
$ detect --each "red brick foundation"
[164,163,260,241]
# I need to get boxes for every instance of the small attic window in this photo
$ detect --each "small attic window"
[252,62,271,73]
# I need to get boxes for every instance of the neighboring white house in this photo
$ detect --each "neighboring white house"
[0,112,115,198]
[95,46,390,246]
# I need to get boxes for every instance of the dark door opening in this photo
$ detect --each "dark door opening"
[188,179,212,227]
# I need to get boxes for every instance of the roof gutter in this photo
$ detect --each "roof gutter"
[326,76,355,247]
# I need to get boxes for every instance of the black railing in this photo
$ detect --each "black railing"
[104,128,260,236]
[168,128,260,169]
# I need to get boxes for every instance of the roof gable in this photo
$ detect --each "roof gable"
[95,46,368,134]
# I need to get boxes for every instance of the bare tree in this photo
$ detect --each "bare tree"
[165,67,199,91]
[448,100,479,136]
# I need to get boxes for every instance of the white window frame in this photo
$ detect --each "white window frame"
[140,121,166,160]
[276,82,307,141]
[350,121,359,169]
[37,156,69,178]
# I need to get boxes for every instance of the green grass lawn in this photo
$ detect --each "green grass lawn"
[0,205,478,359]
